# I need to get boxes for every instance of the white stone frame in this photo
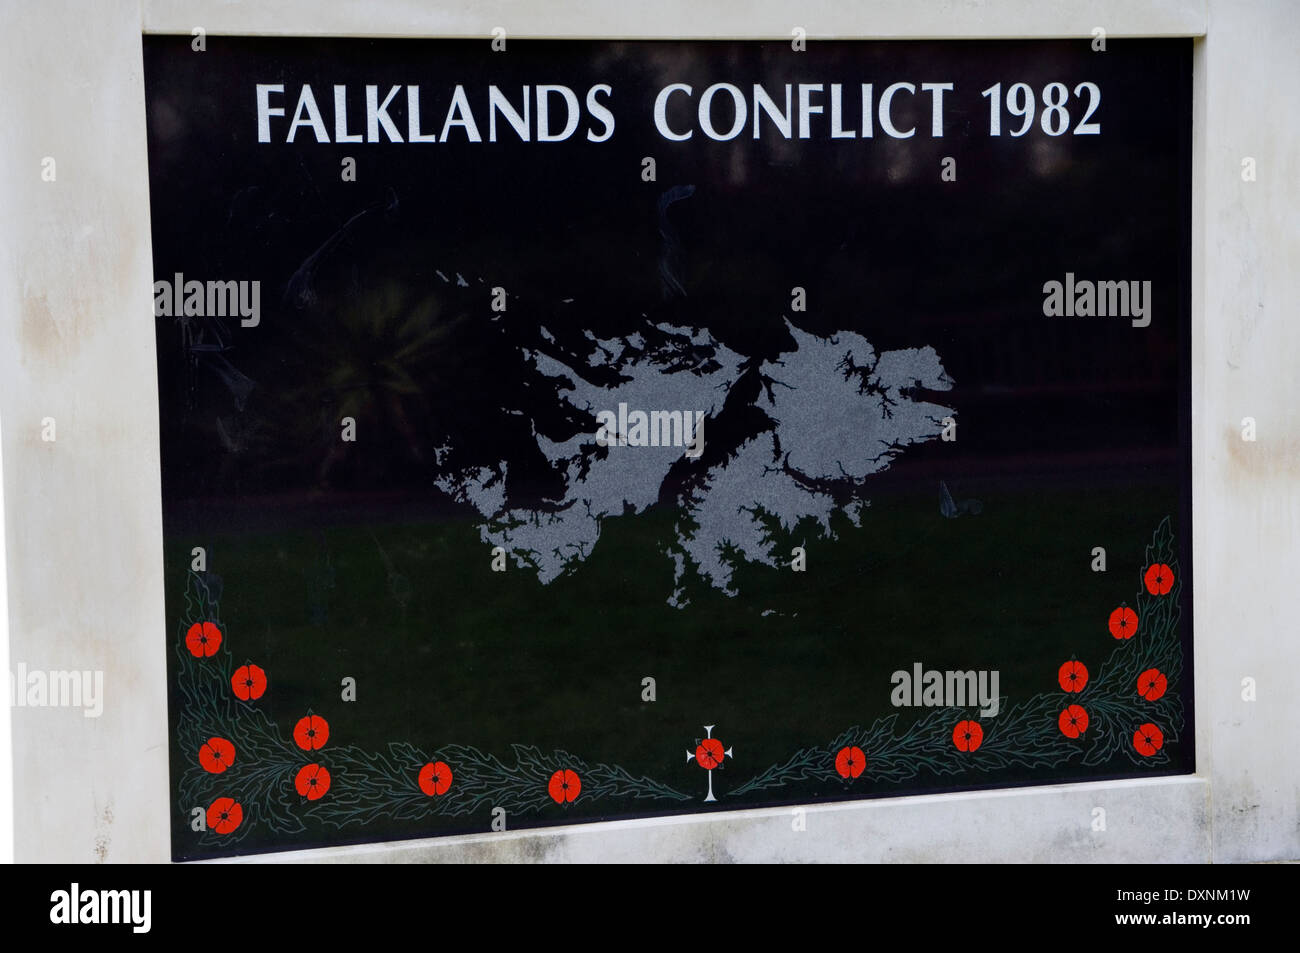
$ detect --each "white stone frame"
[1,0,1296,864]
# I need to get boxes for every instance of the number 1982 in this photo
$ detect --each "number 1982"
[981,82,1101,136]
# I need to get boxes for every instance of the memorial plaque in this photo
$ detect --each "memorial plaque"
[144,37,1192,860]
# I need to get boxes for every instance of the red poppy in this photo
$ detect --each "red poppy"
[1137,668,1168,701]
[547,768,581,804]
[206,797,242,835]
[695,737,725,770]
[1058,660,1089,693]
[834,745,866,779]
[1133,723,1165,757]
[198,736,236,773]
[1144,563,1175,596]
[185,621,222,658]
[231,664,267,701]
[952,720,983,752]
[418,761,453,796]
[1058,704,1089,739]
[293,714,329,751]
[1108,605,1138,640]
[295,763,331,800]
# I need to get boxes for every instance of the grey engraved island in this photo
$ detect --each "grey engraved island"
[434,315,956,607]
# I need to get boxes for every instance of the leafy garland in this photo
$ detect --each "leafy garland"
[174,578,688,850]
[732,517,1183,796]
[176,517,1182,849]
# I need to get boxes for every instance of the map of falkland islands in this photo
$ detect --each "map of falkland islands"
[434,318,955,607]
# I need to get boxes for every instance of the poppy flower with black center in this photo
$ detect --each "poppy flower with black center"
[231,663,267,701]
[418,760,453,796]
[1058,704,1089,739]
[198,736,236,773]
[952,720,983,752]
[1137,668,1168,701]
[295,763,331,800]
[293,714,329,751]
[1108,605,1138,640]
[695,737,725,770]
[834,745,866,779]
[1133,722,1165,757]
[206,797,242,835]
[185,621,222,658]
[1144,563,1175,596]
[1058,659,1089,693]
[547,768,581,804]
